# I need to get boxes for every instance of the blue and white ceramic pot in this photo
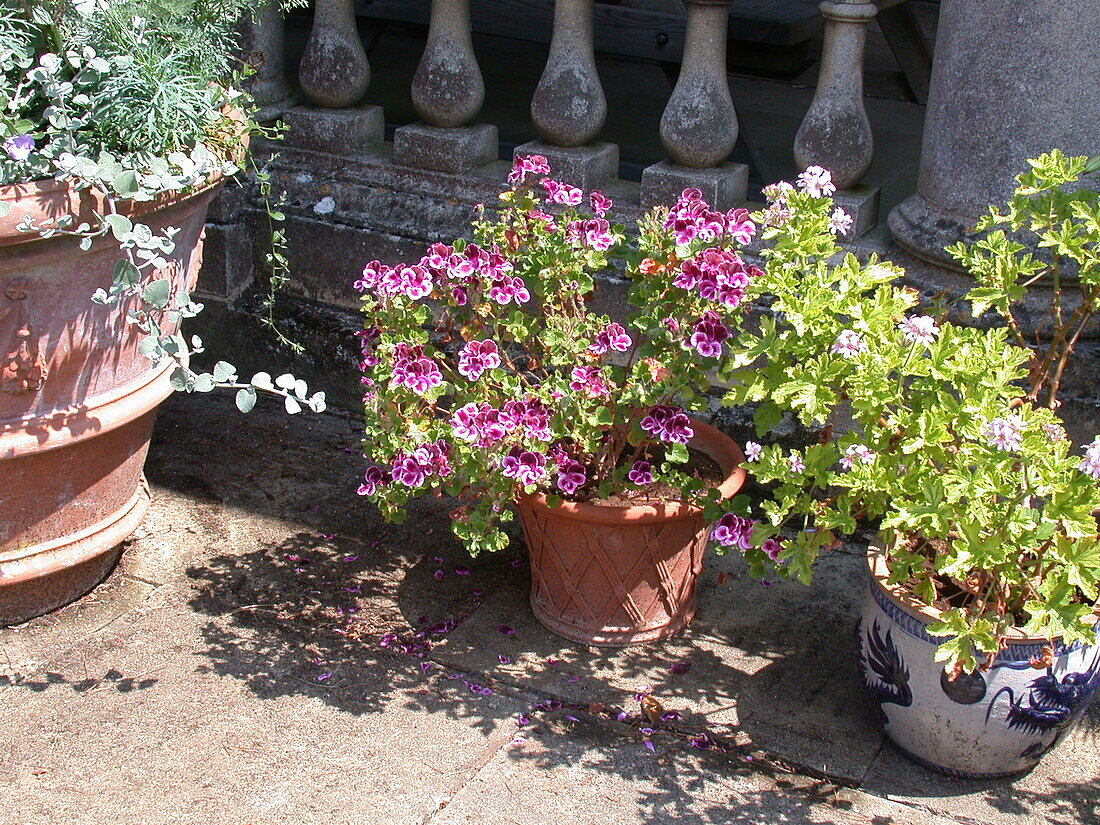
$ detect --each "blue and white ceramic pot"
[858,549,1100,779]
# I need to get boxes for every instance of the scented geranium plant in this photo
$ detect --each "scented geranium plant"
[716,168,1100,675]
[356,155,758,555]
[948,149,1100,409]
[0,0,320,413]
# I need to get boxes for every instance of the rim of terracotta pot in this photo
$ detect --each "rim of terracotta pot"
[867,547,1100,647]
[517,419,746,525]
[0,175,224,247]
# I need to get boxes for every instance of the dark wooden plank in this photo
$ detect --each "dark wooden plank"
[876,3,932,103]
[355,0,823,54]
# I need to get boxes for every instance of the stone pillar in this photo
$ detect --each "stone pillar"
[641,0,747,210]
[515,0,618,190]
[890,0,1100,268]
[288,0,383,152]
[394,0,498,173]
[244,3,292,122]
[794,0,879,237]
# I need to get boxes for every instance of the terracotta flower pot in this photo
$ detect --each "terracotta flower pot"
[858,548,1100,778]
[516,420,746,646]
[0,178,221,625]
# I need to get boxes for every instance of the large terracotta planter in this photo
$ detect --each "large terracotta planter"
[517,421,746,646]
[0,178,221,625]
[858,549,1100,778]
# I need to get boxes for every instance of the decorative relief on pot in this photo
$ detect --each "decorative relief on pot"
[0,279,47,394]
[859,570,1100,778]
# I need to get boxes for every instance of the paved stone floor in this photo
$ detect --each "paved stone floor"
[2,394,1098,825]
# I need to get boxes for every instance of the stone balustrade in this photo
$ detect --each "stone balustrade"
[246,0,897,238]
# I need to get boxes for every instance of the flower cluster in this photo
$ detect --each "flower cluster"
[665,188,756,246]
[640,406,694,444]
[674,247,759,309]
[358,154,760,556]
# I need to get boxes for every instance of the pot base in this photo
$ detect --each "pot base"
[529,590,697,647]
[0,478,149,626]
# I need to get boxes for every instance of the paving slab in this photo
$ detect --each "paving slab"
[435,712,957,825]
[432,546,884,781]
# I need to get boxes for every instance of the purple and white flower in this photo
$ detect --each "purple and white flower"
[627,460,653,485]
[761,538,782,561]
[840,444,875,469]
[640,405,694,444]
[689,310,730,359]
[711,514,755,550]
[1078,436,1100,480]
[542,179,583,206]
[831,329,866,358]
[591,322,632,355]
[985,415,1025,452]
[508,154,550,185]
[556,460,587,495]
[787,452,806,474]
[569,366,610,398]
[501,447,547,485]
[457,339,502,381]
[3,134,34,162]
[357,465,392,496]
[898,315,940,346]
[589,191,612,216]
[744,441,762,462]
[828,207,853,236]
[796,165,836,198]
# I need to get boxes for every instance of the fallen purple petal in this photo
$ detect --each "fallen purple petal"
[546,657,561,666]
[518,714,530,725]
[565,714,579,722]
[317,673,332,681]
[498,624,516,636]
[342,554,358,562]
[498,655,511,665]
[644,741,656,753]
[615,711,630,722]
[690,735,709,750]
[320,533,334,540]
[379,632,397,647]
[669,661,692,676]
[454,566,470,576]
[640,727,654,736]
[419,662,432,674]
[343,585,360,593]
[566,674,580,683]
[433,570,444,580]
[511,557,524,567]
[660,711,680,722]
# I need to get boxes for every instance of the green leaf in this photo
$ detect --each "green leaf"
[235,387,257,413]
[169,367,191,392]
[142,279,171,309]
[103,213,132,240]
[112,258,140,288]
[193,373,216,393]
[212,361,237,383]
[112,170,140,198]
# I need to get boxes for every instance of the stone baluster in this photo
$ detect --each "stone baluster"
[514,0,618,190]
[394,0,498,173]
[793,0,879,237]
[287,0,383,153]
[243,3,291,122]
[641,0,747,210]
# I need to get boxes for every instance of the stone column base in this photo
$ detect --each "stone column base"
[284,105,385,154]
[887,192,977,271]
[641,160,748,210]
[394,123,499,174]
[833,185,881,240]
[514,141,619,190]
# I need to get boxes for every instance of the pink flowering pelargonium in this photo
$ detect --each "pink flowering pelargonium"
[356,155,758,558]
